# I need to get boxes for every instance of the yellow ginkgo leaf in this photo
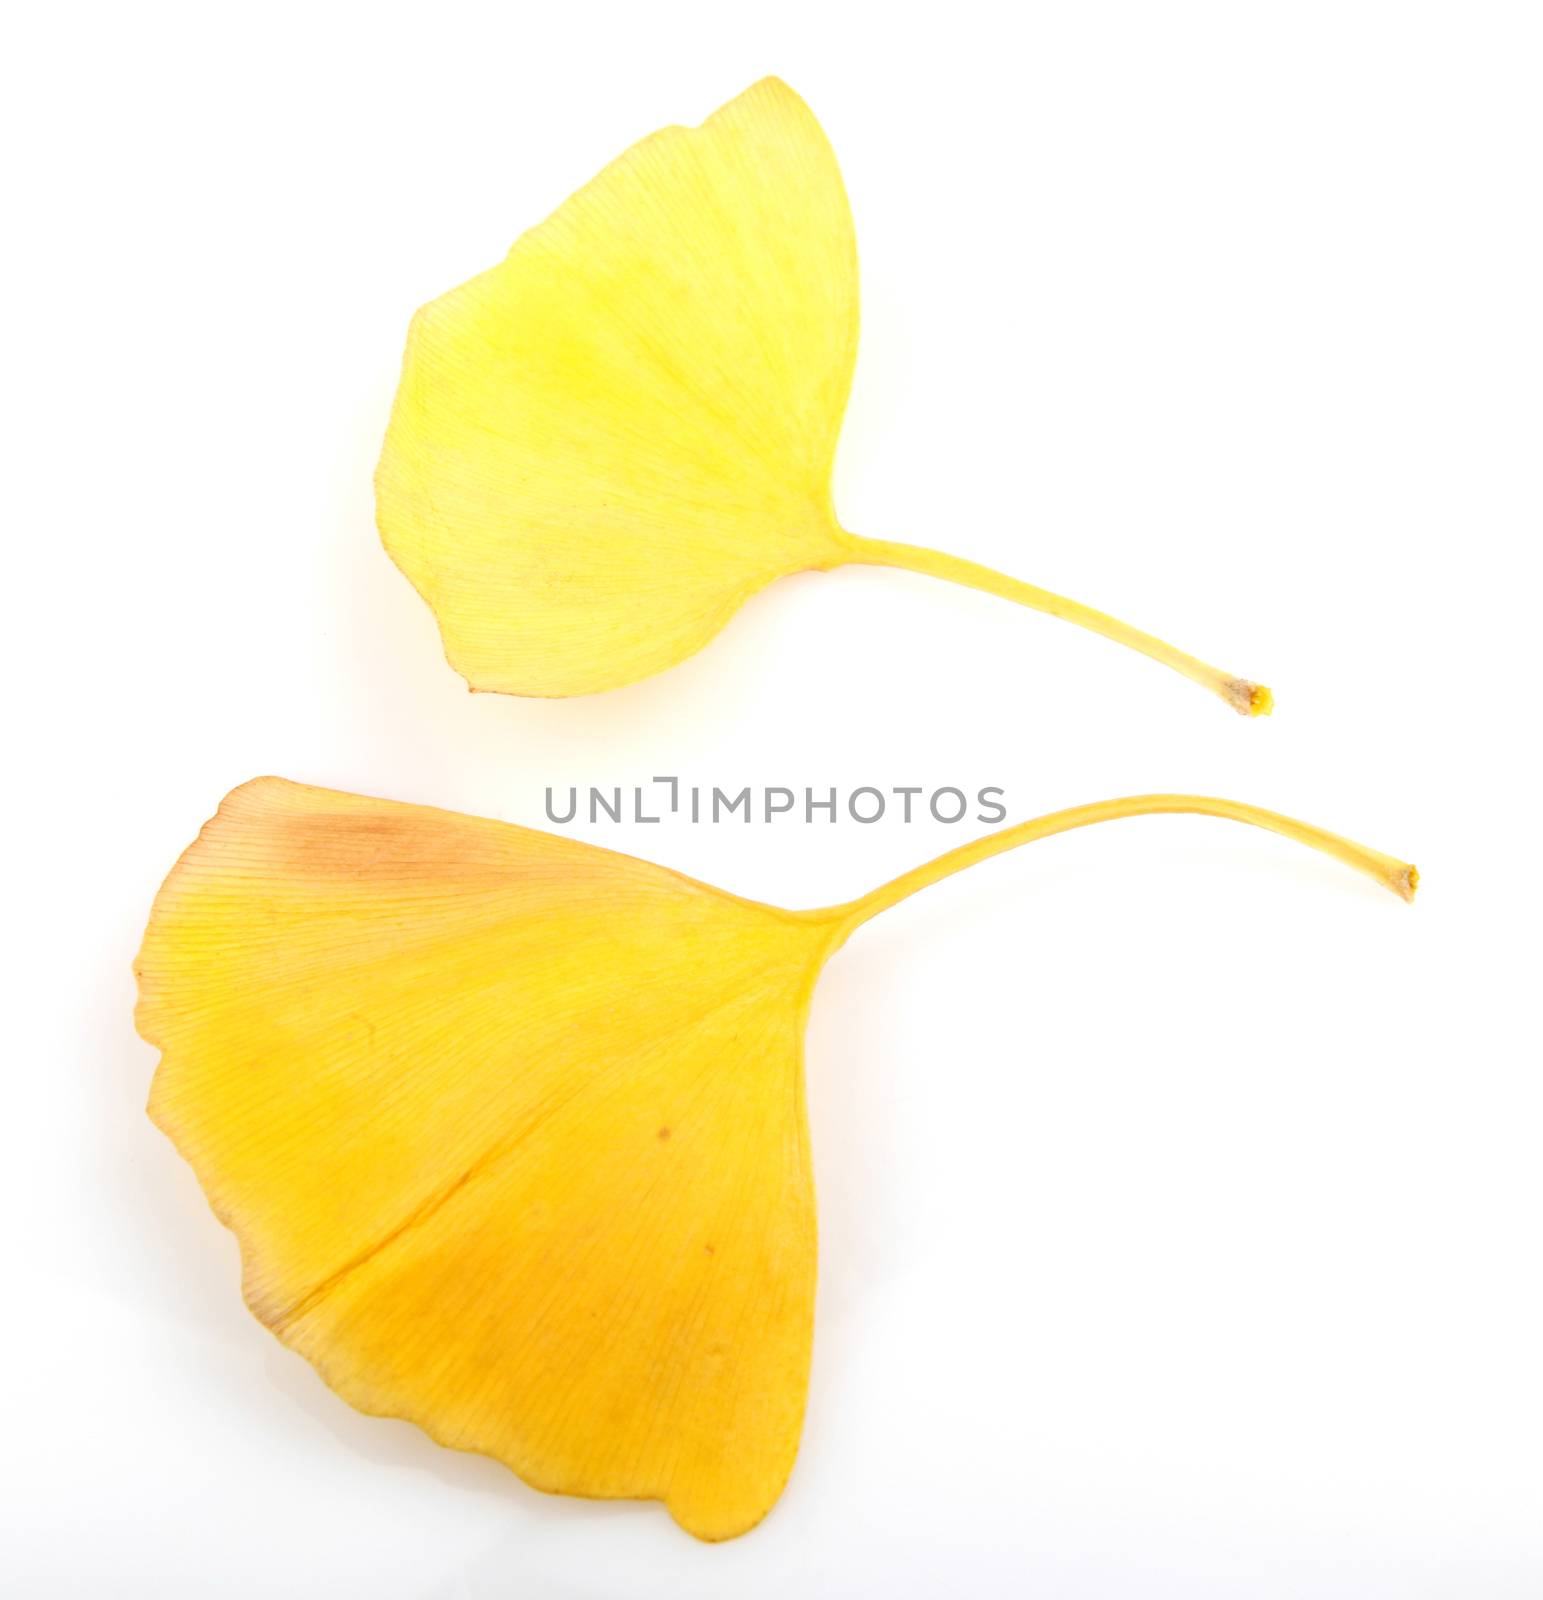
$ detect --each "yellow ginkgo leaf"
[136,779,1412,1539]
[377,77,1273,715]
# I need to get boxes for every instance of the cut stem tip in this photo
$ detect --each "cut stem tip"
[1226,679,1274,717]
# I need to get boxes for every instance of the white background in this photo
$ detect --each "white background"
[6,3,1541,1594]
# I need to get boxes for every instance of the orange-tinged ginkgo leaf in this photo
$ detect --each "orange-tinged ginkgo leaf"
[376,78,1273,715]
[136,781,1412,1539]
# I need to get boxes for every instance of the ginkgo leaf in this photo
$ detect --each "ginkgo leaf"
[376,77,1274,715]
[136,779,1412,1539]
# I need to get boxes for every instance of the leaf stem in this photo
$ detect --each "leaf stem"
[843,536,1272,716]
[823,794,1415,949]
